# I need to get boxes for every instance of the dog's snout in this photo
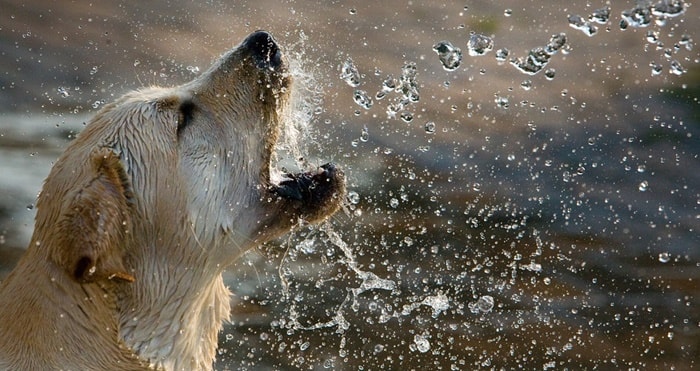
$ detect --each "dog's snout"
[243,30,282,69]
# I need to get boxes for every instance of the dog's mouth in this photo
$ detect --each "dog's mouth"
[242,31,345,223]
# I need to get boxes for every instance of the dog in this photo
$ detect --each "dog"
[0,30,345,370]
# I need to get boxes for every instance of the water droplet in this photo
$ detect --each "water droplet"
[389,198,399,208]
[340,57,361,87]
[495,48,509,63]
[353,89,373,109]
[360,126,369,142]
[511,48,549,75]
[679,34,693,51]
[621,5,653,28]
[568,14,598,36]
[511,33,567,75]
[652,0,687,18]
[374,344,384,354]
[476,295,494,313]
[520,80,533,90]
[92,99,105,109]
[381,75,396,92]
[589,6,611,24]
[57,87,70,98]
[348,8,357,15]
[544,68,556,80]
[650,61,664,76]
[400,111,414,123]
[638,180,649,191]
[562,170,572,182]
[90,66,99,75]
[504,9,512,17]
[545,33,568,55]
[646,30,660,43]
[495,95,509,109]
[347,191,360,204]
[186,65,200,74]
[669,60,686,75]
[658,252,671,263]
[413,335,430,353]
[472,182,482,192]
[424,121,436,134]
[432,40,462,71]
[467,33,494,56]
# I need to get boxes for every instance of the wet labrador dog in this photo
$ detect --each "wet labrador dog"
[0,31,345,370]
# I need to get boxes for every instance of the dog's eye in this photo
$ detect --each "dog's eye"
[177,100,195,136]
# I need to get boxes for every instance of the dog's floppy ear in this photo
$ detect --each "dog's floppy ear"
[53,147,135,284]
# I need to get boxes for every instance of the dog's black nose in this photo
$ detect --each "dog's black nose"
[242,30,282,69]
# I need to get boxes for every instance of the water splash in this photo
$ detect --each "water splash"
[279,223,396,333]
[400,293,450,318]
[274,32,326,177]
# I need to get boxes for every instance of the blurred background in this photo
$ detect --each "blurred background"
[1,0,698,369]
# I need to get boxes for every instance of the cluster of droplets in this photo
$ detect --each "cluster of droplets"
[567,6,610,37]
[340,57,374,112]
[509,33,568,75]
[644,31,692,76]
[339,56,422,126]
[383,62,420,121]
[620,0,687,29]
[621,0,690,76]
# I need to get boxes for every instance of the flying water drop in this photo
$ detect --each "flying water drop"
[340,57,361,87]
[467,33,494,56]
[432,40,462,71]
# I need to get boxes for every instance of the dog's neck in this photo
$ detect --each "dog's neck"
[118,244,232,370]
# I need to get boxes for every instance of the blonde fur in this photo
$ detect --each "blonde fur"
[0,31,344,370]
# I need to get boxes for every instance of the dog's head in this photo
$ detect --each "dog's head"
[37,31,345,283]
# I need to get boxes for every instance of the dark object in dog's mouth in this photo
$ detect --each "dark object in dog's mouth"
[273,163,345,220]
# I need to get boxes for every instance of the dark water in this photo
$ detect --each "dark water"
[1,0,698,369]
